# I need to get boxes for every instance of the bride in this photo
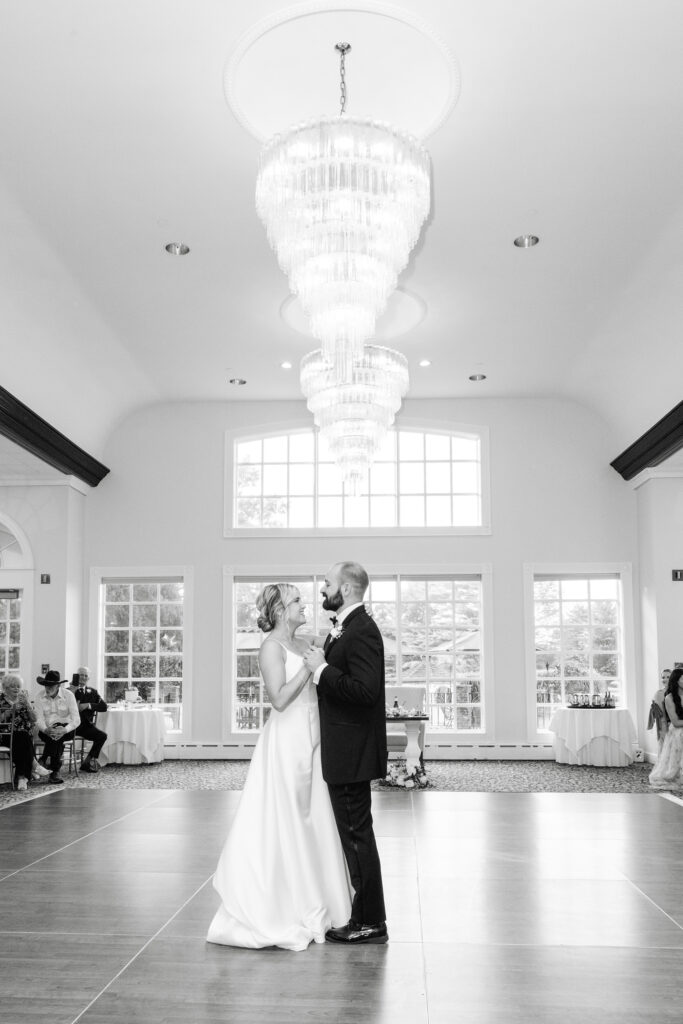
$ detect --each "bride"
[207,583,352,951]
[649,666,683,789]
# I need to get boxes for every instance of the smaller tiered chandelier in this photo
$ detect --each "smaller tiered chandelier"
[256,43,431,484]
[301,345,409,491]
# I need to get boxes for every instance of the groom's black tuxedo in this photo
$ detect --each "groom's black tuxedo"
[317,605,388,785]
[317,604,387,927]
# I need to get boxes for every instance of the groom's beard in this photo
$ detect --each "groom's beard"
[322,591,344,613]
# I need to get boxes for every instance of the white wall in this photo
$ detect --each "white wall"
[81,396,639,751]
[635,472,683,758]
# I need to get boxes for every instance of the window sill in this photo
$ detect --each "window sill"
[225,525,491,539]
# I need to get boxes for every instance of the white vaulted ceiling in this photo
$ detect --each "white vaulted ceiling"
[0,0,681,465]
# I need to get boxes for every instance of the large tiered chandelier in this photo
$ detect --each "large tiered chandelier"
[255,43,431,484]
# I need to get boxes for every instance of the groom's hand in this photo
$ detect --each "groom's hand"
[303,645,326,672]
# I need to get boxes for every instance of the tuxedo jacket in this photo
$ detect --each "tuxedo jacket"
[72,685,107,724]
[317,605,388,785]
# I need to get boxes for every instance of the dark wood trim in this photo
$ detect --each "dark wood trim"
[611,400,683,480]
[0,385,109,487]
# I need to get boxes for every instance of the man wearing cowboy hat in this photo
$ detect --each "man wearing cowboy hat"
[34,669,80,784]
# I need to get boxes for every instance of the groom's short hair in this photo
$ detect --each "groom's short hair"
[338,562,369,599]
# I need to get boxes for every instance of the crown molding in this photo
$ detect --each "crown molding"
[0,475,91,494]
[610,400,683,481]
[629,465,683,490]
[0,386,109,487]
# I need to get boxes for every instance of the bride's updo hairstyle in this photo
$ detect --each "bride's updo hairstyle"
[256,583,298,633]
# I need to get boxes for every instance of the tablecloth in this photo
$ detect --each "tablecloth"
[548,708,637,766]
[97,707,168,766]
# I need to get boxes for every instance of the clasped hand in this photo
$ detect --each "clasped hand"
[302,644,326,673]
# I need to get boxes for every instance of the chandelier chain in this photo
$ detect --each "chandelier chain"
[335,42,351,115]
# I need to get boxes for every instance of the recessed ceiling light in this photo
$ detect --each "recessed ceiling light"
[281,361,292,370]
[419,359,431,367]
[165,242,190,255]
[229,377,247,386]
[469,373,487,382]
[513,235,539,248]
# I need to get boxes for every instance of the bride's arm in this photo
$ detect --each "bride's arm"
[664,693,683,727]
[259,641,312,712]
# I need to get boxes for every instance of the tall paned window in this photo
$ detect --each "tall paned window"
[0,589,21,674]
[232,427,486,531]
[233,575,483,734]
[533,575,624,730]
[100,579,184,730]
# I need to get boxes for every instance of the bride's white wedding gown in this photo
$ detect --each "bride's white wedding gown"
[207,647,353,951]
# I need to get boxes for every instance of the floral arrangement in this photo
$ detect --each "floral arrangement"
[328,623,344,641]
[381,758,430,790]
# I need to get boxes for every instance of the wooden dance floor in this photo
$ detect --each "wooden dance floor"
[1,787,682,1024]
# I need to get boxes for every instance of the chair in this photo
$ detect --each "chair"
[434,685,454,728]
[62,735,79,774]
[0,706,16,789]
[71,711,98,769]
[34,728,80,775]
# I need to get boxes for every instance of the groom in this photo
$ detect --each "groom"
[303,561,388,944]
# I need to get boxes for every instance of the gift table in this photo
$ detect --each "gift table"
[385,715,429,773]
[548,708,637,766]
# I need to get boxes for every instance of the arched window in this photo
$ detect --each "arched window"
[228,424,490,535]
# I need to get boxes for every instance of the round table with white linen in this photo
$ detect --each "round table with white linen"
[97,707,168,766]
[548,708,637,766]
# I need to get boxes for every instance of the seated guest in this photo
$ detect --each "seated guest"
[0,674,48,790]
[34,669,80,784]
[69,666,107,772]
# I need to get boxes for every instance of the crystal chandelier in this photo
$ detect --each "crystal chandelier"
[256,43,431,382]
[256,43,429,485]
[300,345,409,491]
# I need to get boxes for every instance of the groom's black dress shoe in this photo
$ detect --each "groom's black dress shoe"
[325,920,388,944]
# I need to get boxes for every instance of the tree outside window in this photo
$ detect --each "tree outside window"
[102,580,184,730]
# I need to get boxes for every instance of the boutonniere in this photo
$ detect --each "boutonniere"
[329,623,344,641]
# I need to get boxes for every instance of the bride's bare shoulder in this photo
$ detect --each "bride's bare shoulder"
[259,637,285,662]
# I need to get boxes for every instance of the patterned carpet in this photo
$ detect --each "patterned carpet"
[0,757,662,810]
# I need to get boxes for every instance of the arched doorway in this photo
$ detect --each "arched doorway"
[0,512,34,683]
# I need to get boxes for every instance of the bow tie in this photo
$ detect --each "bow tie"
[330,616,338,626]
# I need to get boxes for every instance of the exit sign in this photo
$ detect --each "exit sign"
[673,570,683,581]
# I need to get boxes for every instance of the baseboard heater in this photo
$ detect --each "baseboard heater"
[419,742,555,761]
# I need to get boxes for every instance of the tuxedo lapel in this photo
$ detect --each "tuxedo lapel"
[323,605,367,656]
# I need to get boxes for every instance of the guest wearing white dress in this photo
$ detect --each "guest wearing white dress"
[649,667,683,789]
[207,584,352,952]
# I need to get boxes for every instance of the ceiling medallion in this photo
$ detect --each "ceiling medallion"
[225,2,461,143]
